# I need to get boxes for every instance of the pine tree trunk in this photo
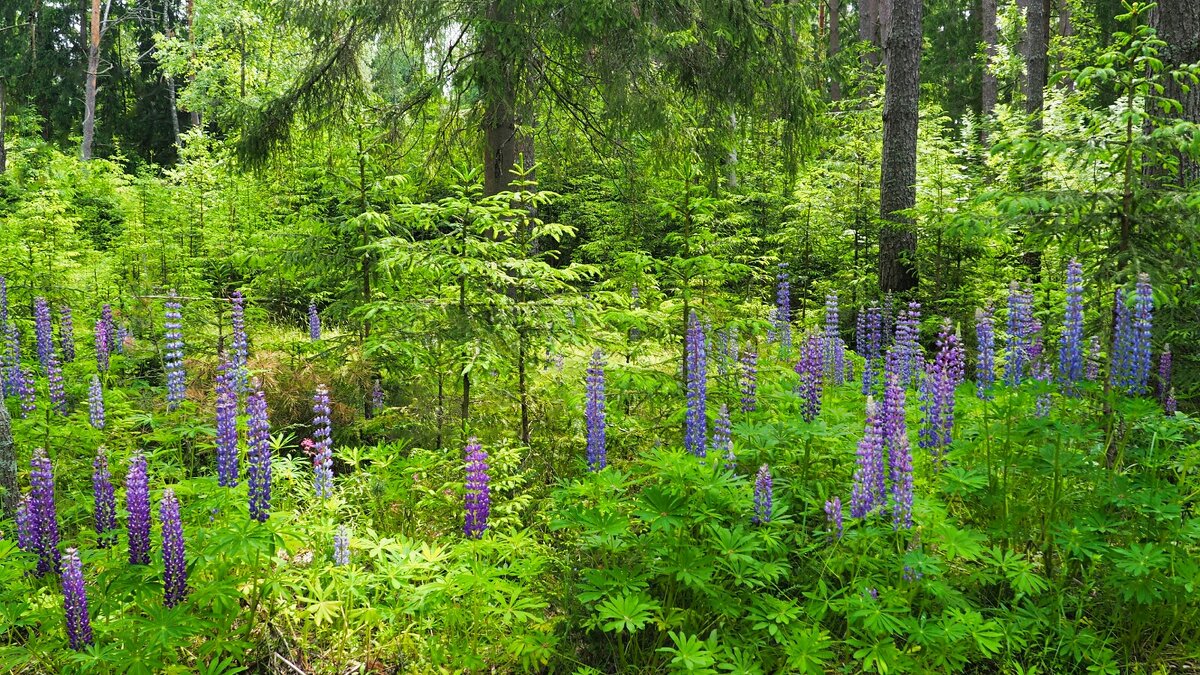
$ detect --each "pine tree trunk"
[81,0,102,160]
[829,0,841,101]
[1155,0,1200,185]
[164,5,180,148]
[1024,0,1049,132]
[981,0,998,120]
[878,0,921,294]
[859,0,880,68]
[0,401,15,520]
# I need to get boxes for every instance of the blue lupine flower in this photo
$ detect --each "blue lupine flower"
[1058,260,1085,394]
[60,548,94,651]
[160,489,189,607]
[752,464,773,524]
[312,385,334,498]
[88,375,105,429]
[585,349,607,471]
[684,312,708,457]
[247,379,272,522]
[463,438,490,538]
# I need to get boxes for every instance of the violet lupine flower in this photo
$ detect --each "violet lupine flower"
[160,489,188,608]
[334,525,350,566]
[101,304,117,350]
[1157,346,1172,405]
[975,306,996,399]
[882,356,913,530]
[585,349,607,471]
[29,448,62,576]
[246,381,272,522]
[125,452,151,565]
[312,385,334,498]
[1130,274,1154,394]
[230,291,249,392]
[59,306,76,363]
[1034,361,1053,417]
[60,548,94,651]
[850,397,887,518]
[93,448,117,548]
[774,264,792,354]
[1086,336,1102,381]
[1005,282,1036,385]
[752,464,773,524]
[0,275,6,330]
[684,312,708,457]
[17,496,35,551]
[88,375,105,429]
[824,294,846,386]
[918,321,963,460]
[46,353,67,415]
[1110,287,1134,392]
[94,318,110,373]
[214,358,239,487]
[308,303,321,341]
[17,366,36,418]
[739,348,758,413]
[859,305,884,396]
[712,403,733,470]
[824,496,843,540]
[463,438,490,538]
[371,378,384,414]
[766,308,777,344]
[164,292,186,409]
[794,334,824,422]
[892,303,923,387]
[34,297,53,371]
[1058,260,1085,395]
[115,324,129,354]
[1165,388,1178,415]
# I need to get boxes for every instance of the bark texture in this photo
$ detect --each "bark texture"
[878,0,922,294]
[1155,0,1200,185]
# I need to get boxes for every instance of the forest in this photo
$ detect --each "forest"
[0,0,1199,672]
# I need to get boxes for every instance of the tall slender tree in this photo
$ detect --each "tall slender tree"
[878,0,922,293]
[1154,0,1200,185]
[81,0,113,161]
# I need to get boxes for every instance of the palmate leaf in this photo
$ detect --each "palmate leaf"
[634,487,689,532]
[783,625,834,675]
[596,592,660,634]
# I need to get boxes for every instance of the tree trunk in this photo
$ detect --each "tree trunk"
[878,0,921,294]
[1155,0,1200,185]
[0,401,15,520]
[164,5,180,148]
[829,0,841,101]
[1024,0,1049,132]
[981,0,998,121]
[187,0,200,128]
[859,0,881,68]
[81,0,102,161]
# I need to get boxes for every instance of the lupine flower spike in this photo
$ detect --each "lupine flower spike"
[246,380,272,522]
[739,348,757,413]
[93,447,117,547]
[94,318,110,373]
[214,358,239,487]
[774,264,791,355]
[1059,260,1085,394]
[585,349,607,471]
[684,312,708,457]
[125,452,151,565]
[794,335,824,422]
[34,297,53,371]
[975,306,996,399]
[164,292,186,409]
[713,403,734,471]
[851,397,887,518]
[371,378,384,415]
[752,464,773,524]
[463,438,490,538]
[825,496,843,540]
[47,353,67,415]
[1157,346,1172,406]
[88,375,105,429]
[334,526,350,565]
[60,548,94,651]
[28,448,62,576]
[312,385,334,498]
[160,489,189,608]
[59,306,76,363]
[823,294,846,386]
[230,291,249,392]
[308,302,321,341]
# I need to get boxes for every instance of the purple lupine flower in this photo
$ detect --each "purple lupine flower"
[1034,360,1053,417]
[774,264,792,355]
[850,397,887,518]
[1165,388,1177,415]
[882,361,913,530]
[58,306,75,363]
[312,385,334,498]
[1157,346,1172,405]
[824,294,846,386]
[1110,287,1133,391]
[684,312,708,457]
[16,496,35,551]
[164,292,186,409]
[160,489,188,608]
[712,403,733,470]
[34,297,53,372]
[1005,282,1036,385]
[17,366,36,418]
[29,448,61,576]
[824,496,843,540]
[93,447,117,547]
[975,306,996,399]
[88,375,105,429]
[116,323,129,354]
[752,464,773,524]
[125,452,151,565]
[371,378,384,414]
[230,291,249,392]
[1058,260,1085,394]
[892,303,923,387]
[739,348,758,413]
[794,334,824,422]
[1130,274,1154,394]
[246,380,272,522]
[859,305,884,396]
[214,358,239,487]
[0,275,6,330]
[334,525,350,565]
[46,352,66,415]
[918,321,963,460]
[1086,336,1102,381]
[766,308,778,344]
[585,349,607,471]
[60,548,94,651]
[94,318,110,373]
[308,302,321,341]
[463,438,490,538]
[101,304,117,350]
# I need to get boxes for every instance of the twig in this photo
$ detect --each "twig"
[273,652,308,675]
